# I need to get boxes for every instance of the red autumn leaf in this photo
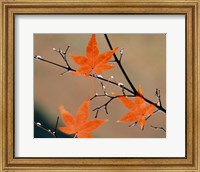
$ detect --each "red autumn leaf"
[70,34,118,76]
[117,86,156,129]
[59,99,106,138]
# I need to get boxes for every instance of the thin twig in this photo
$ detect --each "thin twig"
[150,125,166,132]
[119,48,124,62]
[34,122,56,138]
[91,81,135,117]
[92,94,135,118]
[34,116,60,138]
[128,109,159,128]
[100,81,107,95]
[64,46,70,55]
[155,88,162,107]
[54,116,59,137]
[54,46,71,68]
[93,97,116,118]
[60,70,68,76]
[95,109,100,118]
[90,94,112,101]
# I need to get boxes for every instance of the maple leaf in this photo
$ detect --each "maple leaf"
[117,86,156,129]
[59,99,106,138]
[70,34,118,76]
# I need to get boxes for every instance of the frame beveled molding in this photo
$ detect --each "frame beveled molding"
[0,0,199,171]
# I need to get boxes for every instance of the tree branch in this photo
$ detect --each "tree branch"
[129,109,159,128]
[103,34,166,113]
[104,34,137,93]
[34,50,166,113]
[92,96,116,118]
[150,125,166,132]
[92,94,135,118]
[54,116,59,137]
[34,116,59,138]
[34,122,56,138]
[34,56,134,95]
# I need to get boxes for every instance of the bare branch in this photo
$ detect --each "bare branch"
[94,108,100,118]
[53,46,71,68]
[119,48,124,62]
[128,109,159,128]
[104,34,137,93]
[34,55,166,113]
[90,93,112,101]
[104,34,166,113]
[34,116,59,138]
[54,116,59,137]
[129,121,137,128]
[155,88,162,107]
[100,81,107,95]
[63,45,70,55]
[92,97,116,118]
[60,70,68,76]
[150,125,166,132]
[92,94,135,118]
[34,122,56,138]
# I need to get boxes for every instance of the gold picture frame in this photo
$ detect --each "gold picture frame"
[0,0,199,171]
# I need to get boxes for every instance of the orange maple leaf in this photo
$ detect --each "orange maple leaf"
[59,99,106,138]
[70,34,118,76]
[117,86,156,129]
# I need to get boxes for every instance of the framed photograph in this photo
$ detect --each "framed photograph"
[0,0,199,171]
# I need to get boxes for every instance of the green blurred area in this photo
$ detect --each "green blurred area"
[34,104,72,138]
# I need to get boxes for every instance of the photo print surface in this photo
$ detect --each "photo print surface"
[34,34,166,138]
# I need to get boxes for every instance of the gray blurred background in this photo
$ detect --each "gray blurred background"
[34,34,166,138]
